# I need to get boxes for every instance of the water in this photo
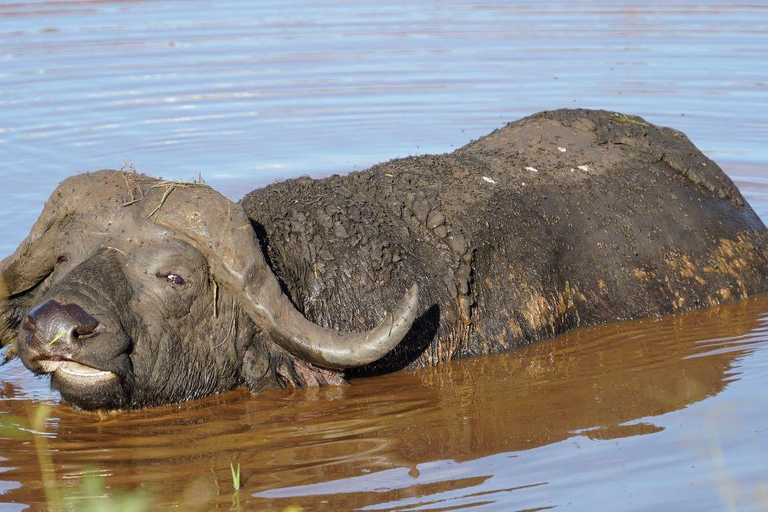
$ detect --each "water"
[3,298,768,510]
[1,1,768,510]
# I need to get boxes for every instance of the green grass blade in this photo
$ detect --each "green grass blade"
[230,462,241,491]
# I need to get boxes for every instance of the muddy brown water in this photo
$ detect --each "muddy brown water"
[1,1,768,511]
[2,295,768,510]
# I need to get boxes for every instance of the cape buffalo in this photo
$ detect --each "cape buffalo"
[2,109,767,410]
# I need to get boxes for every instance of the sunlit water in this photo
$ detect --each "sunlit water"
[1,1,768,510]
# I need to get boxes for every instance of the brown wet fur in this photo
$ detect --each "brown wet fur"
[240,109,768,374]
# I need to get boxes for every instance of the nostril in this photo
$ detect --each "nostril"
[74,325,94,337]
[73,323,105,340]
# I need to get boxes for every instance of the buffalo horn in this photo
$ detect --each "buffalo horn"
[151,179,418,369]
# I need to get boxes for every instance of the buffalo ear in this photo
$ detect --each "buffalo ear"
[0,210,64,297]
[241,337,346,393]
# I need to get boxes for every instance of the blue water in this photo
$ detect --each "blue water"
[1,0,767,257]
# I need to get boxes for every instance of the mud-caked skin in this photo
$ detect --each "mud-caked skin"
[2,109,768,410]
[241,109,768,370]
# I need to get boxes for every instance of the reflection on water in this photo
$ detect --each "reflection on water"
[2,294,768,510]
[2,1,768,510]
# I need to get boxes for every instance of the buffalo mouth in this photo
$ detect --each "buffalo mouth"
[36,358,117,383]
[36,356,128,410]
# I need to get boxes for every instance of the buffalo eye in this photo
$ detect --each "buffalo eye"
[167,274,185,286]
[56,255,69,264]
[157,272,186,286]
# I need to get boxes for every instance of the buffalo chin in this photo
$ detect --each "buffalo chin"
[50,365,127,410]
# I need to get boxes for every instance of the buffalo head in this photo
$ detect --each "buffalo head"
[0,171,418,410]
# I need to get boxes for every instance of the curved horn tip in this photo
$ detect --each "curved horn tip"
[318,283,420,370]
[255,282,421,371]
[359,283,420,362]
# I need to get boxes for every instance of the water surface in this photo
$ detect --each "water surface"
[2,295,768,510]
[1,1,768,510]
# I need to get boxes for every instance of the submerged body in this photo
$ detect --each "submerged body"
[2,109,767,409]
